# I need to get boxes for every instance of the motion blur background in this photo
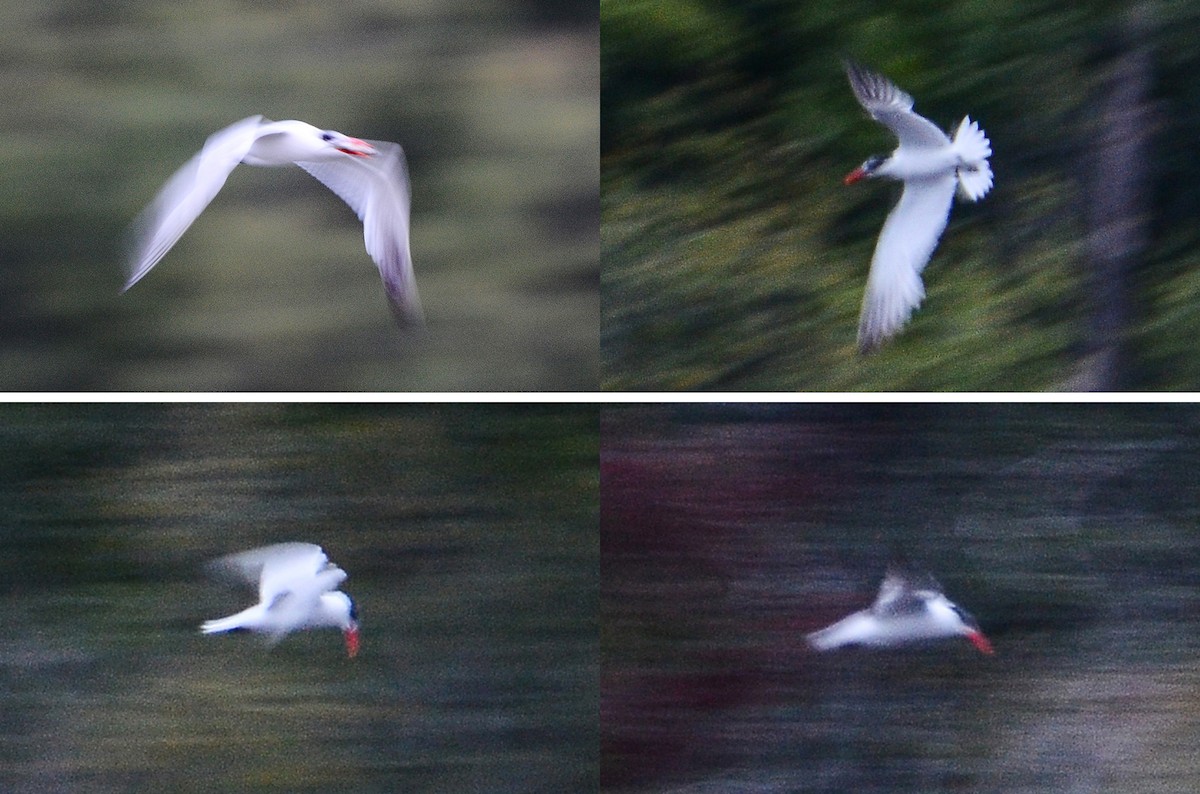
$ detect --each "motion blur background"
[602,2,1200,390]
[0,404,597,791]
[603,404,1200,791]
[1,1,597,390]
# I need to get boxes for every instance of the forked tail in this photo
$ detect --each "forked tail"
[952,116,993,202]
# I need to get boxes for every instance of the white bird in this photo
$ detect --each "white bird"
[806,568,993,654]
[843,61,992,352]
[200,542,360,657]
[124,115,422,327]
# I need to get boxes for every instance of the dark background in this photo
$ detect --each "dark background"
[0,404,597,792]
[603,404,1200,791]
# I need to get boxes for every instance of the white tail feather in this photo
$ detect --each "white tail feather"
[806,624,842,651]
[200,605,262,634]
[806,612,871,651]
[952,116,993,202]
[200,616,243,634]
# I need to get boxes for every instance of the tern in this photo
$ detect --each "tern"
[843,61,992,352]
[200,542,360,657]
[806,569,993,654]
[124,115,422,327]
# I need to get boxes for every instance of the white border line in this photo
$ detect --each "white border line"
[1,392,1174,402]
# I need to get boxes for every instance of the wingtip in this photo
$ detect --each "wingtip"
[886,566,940,593]
[387,302,427,334]
[842,58,867,89]
[383,282,427,333]
[856,321,894,354]
[841,56,866,75]
[842,58,879,86]
[856,337,882,355]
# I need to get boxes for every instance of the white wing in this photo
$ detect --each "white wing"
[208,542,338,603]
[296,141,424,327]
[844,61,948,150]
[205,542,347,642]
[123,115,264,291]
[857,175,956,352]
[256,544,346,608]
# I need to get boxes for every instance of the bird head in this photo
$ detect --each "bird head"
[844,154,886,185]
[343,596,360,658]
[947,602,994,654]
[319,129,375,158]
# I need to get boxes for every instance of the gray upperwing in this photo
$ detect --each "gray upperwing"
[871,568,939,617]
[844,61,949,150]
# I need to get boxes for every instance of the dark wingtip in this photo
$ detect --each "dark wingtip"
[381,280,427,334]
[392,308,423,326]
[856,335,882,355]
[843,58,872,87]
[842,59,898,107]
[388,303,427,334]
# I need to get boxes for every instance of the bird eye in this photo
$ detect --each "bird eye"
[321,132,334,142]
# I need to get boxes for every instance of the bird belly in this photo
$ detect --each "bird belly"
[807,610,956,649]
[807,612,877,649]
[881,147,959,181]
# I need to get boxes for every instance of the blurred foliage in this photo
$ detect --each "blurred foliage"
[602,0,1200,390]
[0,0,598,391]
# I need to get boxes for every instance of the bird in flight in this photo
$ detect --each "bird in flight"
[807,568,994,654]
[124,115,422,328]
[842,61,992,352]
[200,542,360,658]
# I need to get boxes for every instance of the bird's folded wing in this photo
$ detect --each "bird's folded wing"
[262,565,347,636]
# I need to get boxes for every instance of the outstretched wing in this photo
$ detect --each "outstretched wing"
[296,141,424,327]
[871,568,940,617]
[857,174,956,352]
[844,61,948,150]
[256,544,346,606]
[124,115,264,291]
[207,542,337,602]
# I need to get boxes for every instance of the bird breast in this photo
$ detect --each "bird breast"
[243,123,336,166]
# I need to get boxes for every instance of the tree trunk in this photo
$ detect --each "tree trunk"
[1068,8,1153,391]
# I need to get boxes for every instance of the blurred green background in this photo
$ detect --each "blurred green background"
[602,1,1200,390]
[0,1,597,391]
[603,404,1200,791]
[0,404,597,791]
